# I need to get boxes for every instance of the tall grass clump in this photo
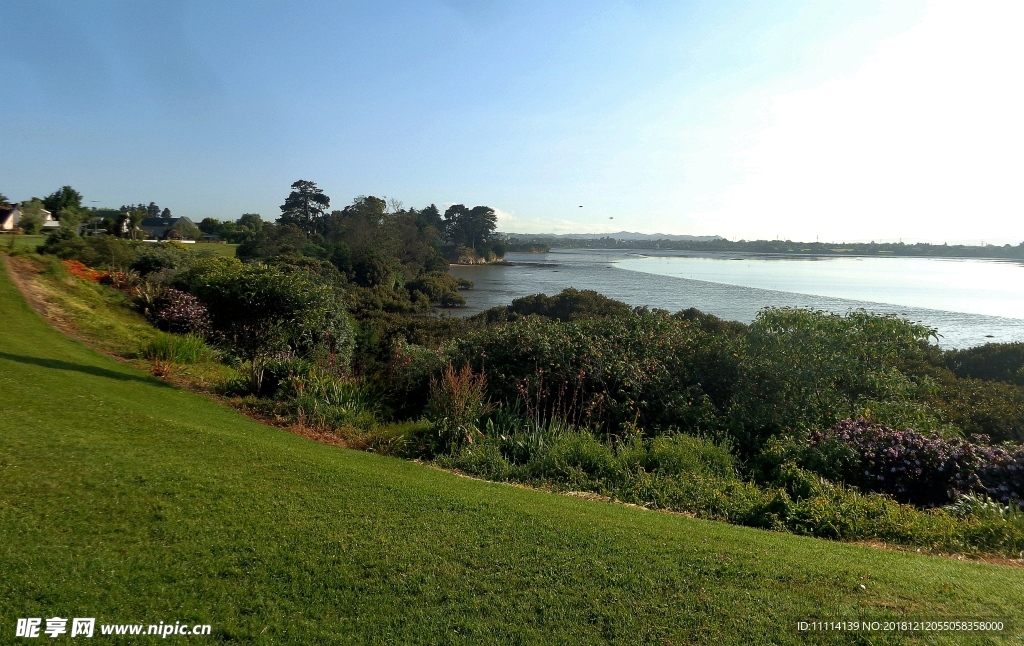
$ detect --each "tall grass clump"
[141,333,211,364]
[280,368,384,431]
[425,363,491,454]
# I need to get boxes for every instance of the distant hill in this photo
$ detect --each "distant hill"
[503,231,724,241]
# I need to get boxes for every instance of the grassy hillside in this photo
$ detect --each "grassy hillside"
[3,234,238,257]
[1,255,1021,644]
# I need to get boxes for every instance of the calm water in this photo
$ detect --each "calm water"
[448,249,1024,349]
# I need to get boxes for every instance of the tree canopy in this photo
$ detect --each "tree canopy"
[279,180,330,235]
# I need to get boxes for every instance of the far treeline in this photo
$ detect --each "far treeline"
[508,234,1024,259]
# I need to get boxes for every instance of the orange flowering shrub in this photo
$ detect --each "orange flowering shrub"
[63,260,110,283]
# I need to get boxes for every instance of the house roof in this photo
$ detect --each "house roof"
[140,217,183,228]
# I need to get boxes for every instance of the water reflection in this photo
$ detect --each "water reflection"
[448,249,1024,349]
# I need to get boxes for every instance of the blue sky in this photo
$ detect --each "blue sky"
[2,1,1021,243]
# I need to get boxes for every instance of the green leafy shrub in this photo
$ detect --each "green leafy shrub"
[635,434,736,480]
[39,233,137,269]
[944,342,1024,387]
[387,341,446,418]
[729,308,938,452]
[449,311,736,436]
[405,271,462,303]
[528,430,616,485]
[183,258,354,376]
[129,242,194,276]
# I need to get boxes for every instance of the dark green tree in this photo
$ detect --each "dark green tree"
[42,186,83,214]
[199,217,221,234]
[238,213,264,233]
[465,206,497,250]
[279,180,330,235]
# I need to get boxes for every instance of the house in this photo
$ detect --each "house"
[139,216,197,240]
[0,203,59,232]
[41,209,60,231]
[0,204,20,231]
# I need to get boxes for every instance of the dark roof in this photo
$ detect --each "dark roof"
[140,217,182,228]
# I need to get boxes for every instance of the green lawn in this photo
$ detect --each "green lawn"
[1,255,1021,644]
[2,235,238,257]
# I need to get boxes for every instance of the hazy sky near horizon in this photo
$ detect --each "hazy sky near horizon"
[2,1,1021,244]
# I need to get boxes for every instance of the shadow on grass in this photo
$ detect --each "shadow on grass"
[0,352,172,388]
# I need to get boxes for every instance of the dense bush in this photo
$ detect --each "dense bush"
[129,242,194,276]
[38,232,137,269]
[769,419,1024,510]
[931,376,1024,443]
[977,444,1024,509]
[500,288,633,322]
[944,342,1024,387]
[439,421,1024,554]
[729,308,939,451]
[405,271,462,304]
[448,311,737,436]
[149,288,212,336]
[808,419,985,507]
[182,258,354,371]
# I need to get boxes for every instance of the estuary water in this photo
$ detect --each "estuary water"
[448,249,1024,349]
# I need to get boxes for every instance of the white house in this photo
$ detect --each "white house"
[0,203,59,232]
[0,204,21,231]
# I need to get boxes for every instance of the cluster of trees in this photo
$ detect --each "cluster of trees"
[275,180,501,260]
[235,180,498,317]
[198,214,264,243]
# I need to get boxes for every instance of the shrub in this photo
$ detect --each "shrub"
[439,291,466,308]
[150,288,212,337]
[931,376,1024,443]
[944,342,1024,387]
[439,442,514,481]
[183,258,354,372]
[976,444,1024,509]
[40,234,137,269]
[448,311,736,436]
[141,333,210,364]
[405,271,461,303]
[129,243,194,276]
[387,341,445,418]
[729,308,938,452]
[528,430,617,485]
[809,419,987,507]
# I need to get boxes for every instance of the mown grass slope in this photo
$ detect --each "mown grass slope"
[0,256,1022,644]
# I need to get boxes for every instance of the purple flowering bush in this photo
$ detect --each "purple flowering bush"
[150,288,212,337]
[810,418,1024,509]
